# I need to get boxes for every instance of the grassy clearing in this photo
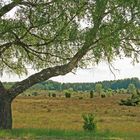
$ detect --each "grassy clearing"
[0,128,140,140]
[6,94,140,139]
[12,95,140,131]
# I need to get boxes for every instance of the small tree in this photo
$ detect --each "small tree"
[127,84,137,94]
[95,84,103,96]
[82,113,96,131]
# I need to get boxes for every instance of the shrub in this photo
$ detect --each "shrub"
[95,83,103,95]
[65,91,71,98]
[79,97,83,100]
[107,92,112,97]
[90,90,93,98]
[101,93,106,98]
[127,83,136,94]
[119,93,140,106]
[48,92,51,97]
[82,113,96,131]
[52,93,56,97]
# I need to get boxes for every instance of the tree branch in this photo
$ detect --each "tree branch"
[8,21,102,100]
[0,42,13,56]
[0,0,22,18]
[7,0,107,100]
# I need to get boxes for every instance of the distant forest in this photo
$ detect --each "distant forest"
[4,77,140,91]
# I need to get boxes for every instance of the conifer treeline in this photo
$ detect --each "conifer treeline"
[32,77,140,91]
[4,77,140,91]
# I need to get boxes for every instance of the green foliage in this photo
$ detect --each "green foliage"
[32,92,38,96]
[82,113,97,131]
[90,90,94,98]
[1,128,139,139]
[120,88,127,94]
[95,84,103,95]
[106,89,113,97]
[0,1,140,75]
[48,92,51,97]
[65,91,71,98]
[101,93,106,98]
[52,93,56,98]
[5,78,140,92]
[120,93,140,106]
[127,83,137,94]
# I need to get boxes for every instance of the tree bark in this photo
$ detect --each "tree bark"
[0,98,12,129]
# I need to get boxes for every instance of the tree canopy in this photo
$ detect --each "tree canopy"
[0,0,140,130]
[0,0,140,76]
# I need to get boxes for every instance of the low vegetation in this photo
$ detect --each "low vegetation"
[1,128,140,140]
[120,94,140,106]
[65,90,71,98]
[3,92,137,139]
[82,113,96,131]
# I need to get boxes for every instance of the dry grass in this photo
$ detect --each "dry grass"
[12,94,140,133]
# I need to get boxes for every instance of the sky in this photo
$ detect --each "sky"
[1,57,140,83]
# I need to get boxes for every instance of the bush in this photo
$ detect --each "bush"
[52,93,56,97]
[101,93,106,98]
[107,92,112,97]
[65,92,71,98]
[79,97,83,100]
[48,92,51,97]
[90,90,93,98]
[82,113,96,131]
[119,93,140,106]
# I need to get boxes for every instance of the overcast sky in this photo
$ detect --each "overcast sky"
[1,57,140,83]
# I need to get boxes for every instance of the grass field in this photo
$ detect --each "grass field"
[1,93,140,139]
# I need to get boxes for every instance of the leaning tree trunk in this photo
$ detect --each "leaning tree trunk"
[0,98,12,129]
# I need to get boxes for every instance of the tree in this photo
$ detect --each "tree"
[0,0,140,129]
[95,83,103,95]
[127,83,137,94]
